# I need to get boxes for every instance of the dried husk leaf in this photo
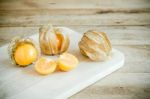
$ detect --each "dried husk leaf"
[54,27,70,54]
[39,25,70,55]
[79,30,112,61]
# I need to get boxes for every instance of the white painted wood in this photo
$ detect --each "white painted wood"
[0,27,124,99]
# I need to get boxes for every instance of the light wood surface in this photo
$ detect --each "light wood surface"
[0,0,150,99]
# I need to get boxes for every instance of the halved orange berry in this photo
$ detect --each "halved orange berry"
[58,53,79,71]
[35,57,57,75]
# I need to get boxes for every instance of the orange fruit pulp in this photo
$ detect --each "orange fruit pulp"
[35,57,57,75]
[14,43,38,66]
[56,32,63,50]
[58,53,79,71]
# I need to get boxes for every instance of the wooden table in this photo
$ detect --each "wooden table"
[0,0,150,99]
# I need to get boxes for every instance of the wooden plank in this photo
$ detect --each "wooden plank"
[118,61,150,73]
[0,8,150,16]
[1,72,150,99]
[0,13,150,27]
[0,43,149,97]
[115,45,150,62]
[70,73,150,99]
[70,25,150,45]
[70,95,150,99]
[0,26,150,46]
[0,45,149,75]
[0,0,150,13]
[0,44,149,86]
[0,0,149,99]
[115,45,150,73]
[0,44,149,81]
[0,26,149,73]
[77,73,150,86]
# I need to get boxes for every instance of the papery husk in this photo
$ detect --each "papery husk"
[54,27,70,53]
[8,36,40,66]
[78,30,112,61]
[39,24,70,55]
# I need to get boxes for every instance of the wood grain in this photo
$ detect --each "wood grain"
[69,73,150,99]
[0,0,150,14]
[0,45,150,83]
[0,13,150,27]
[0,0,150,99]
[0,26,150,46]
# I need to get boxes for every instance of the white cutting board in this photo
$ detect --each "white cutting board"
[0,27,124,99]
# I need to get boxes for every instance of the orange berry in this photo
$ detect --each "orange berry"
[14,44,38,66]
[56,32,63,50]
